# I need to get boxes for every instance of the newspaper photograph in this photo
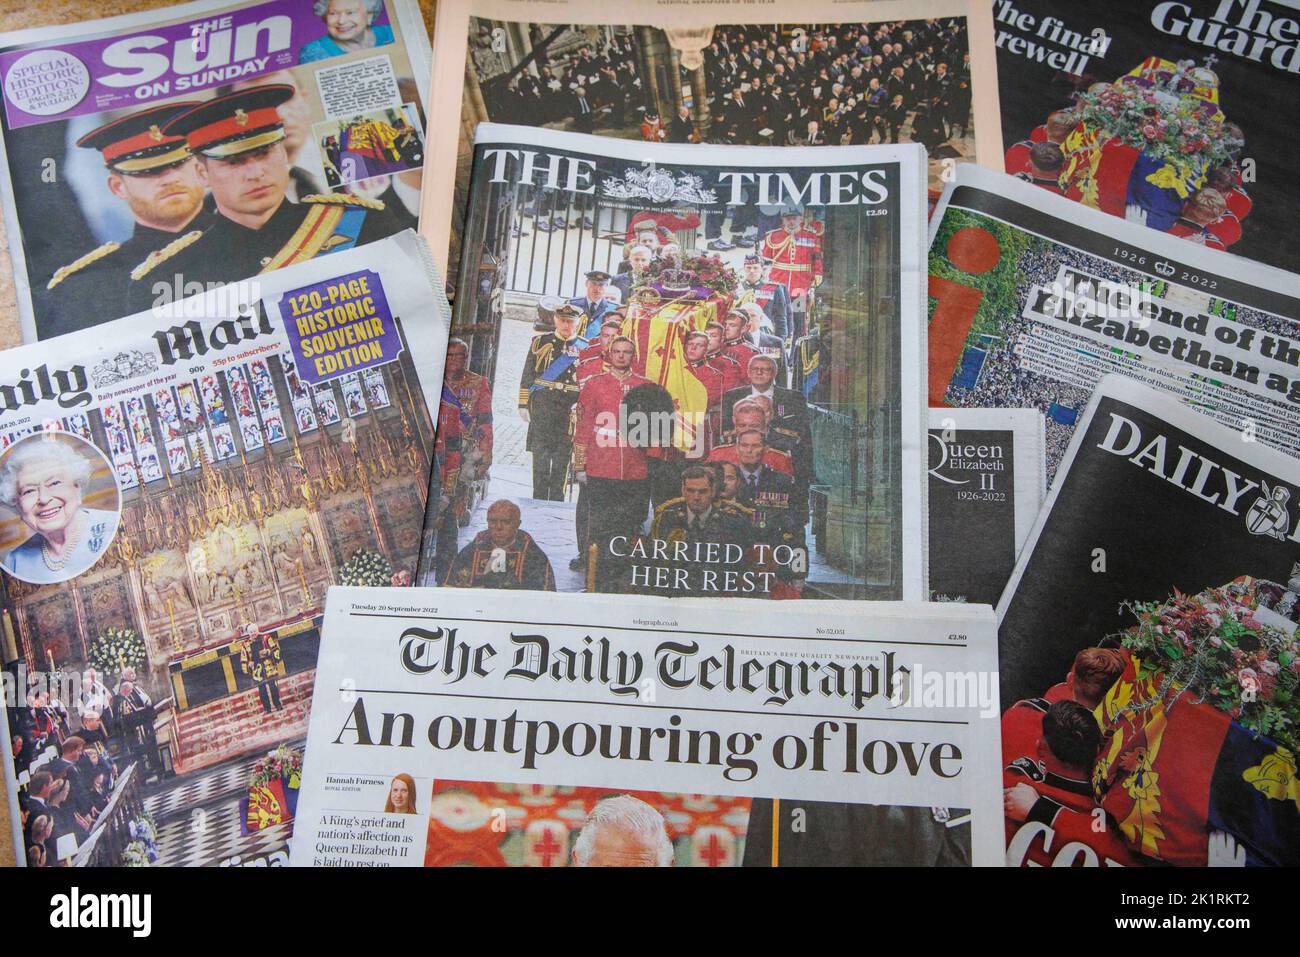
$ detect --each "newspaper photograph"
[417,124,928,603]
[929,164,1300,483]
[998,375,1300,867]
[928,407,1043,605]
[289,587,1003,866]
[420,0,1004,288]
[0,0,432,344]
[0,230,450,867]
[992,0,1300,273]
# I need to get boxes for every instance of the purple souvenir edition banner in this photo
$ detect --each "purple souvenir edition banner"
[0,0,394,130]
[280,268,401,385]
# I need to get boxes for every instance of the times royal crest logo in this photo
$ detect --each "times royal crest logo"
[1097,410,1300,543]
[601,165,717,205]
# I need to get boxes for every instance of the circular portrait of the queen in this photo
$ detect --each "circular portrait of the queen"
[0,433,121,585]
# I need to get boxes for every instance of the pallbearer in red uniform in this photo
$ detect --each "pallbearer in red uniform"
[685,332,727,457]
[720,311,761,379]
[760,205,823,300]
[443,338,493,474]
[1002,700,1140,867]
[573,336,652,589]
[571,319,623,570]
[704,322,746,394]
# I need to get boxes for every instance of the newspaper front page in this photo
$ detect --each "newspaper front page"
[0,0,432,343]
[419,124,928,602]
[929,164,1300,483]
[419,0,1005,287]
[998,375,1300,867]
[993,0,1300,273]
[0,230,450,867]
[290,587,1003,866]
[927,407,1043,605]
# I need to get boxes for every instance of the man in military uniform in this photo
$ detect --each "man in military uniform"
[568,270,620,338]
[735,254,790,343]
[685,332,728,456]
[722,354,812,517]
[125,84,403,310]
[520,302,587,500]
[43,101,214,338]
[573,336,652,589]
[427,384,464,582]
[571,318,621,570]
[1003,700,1139,866]
[760,207,824,299]
[444,499,556,591]
[708,398,794,477]
[704,322,746,395]
[720,310,761,378]
[731,428,800,548]
[646,465,754,593]
[241,624,285,714]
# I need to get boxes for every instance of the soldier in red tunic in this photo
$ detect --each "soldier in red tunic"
[1167,188,1241,251]
[576,319,622,388]
[686,331,727,458]
[704,321,746,394]
[760,207,823,300]
[573,336,652,588]
[427,386,465,581]
[720,311,761,379]
[1003,700,1141,867]
[443,337,493,481]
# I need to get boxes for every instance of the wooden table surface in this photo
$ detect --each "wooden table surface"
[0,0,438,869]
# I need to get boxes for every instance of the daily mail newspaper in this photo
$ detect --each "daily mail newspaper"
[418,124,929,602]
[928,407,1043,605]
[0,230,450,868]
[419,0,1005,288]
[929,164,1300,483]
[993,0,1300,273]
[290,587,1003,867]
[998,376,1300,867]
[0,0,432,344]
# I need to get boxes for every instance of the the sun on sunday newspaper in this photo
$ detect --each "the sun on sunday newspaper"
[928,164,1300,484]
[289,587,1003,867]
[419,0,1005,288]
[418,124,928,603]
[997,376,1300,867]
[0,230,450,868]
[0,0,432,345]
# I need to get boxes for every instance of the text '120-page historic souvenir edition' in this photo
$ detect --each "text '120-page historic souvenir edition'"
[420,0,1004,288]
[999,376,1300,868]
[289,588,1003,867]
[0,0,432,345]
[0,231,450,868]
[417,124,928,603]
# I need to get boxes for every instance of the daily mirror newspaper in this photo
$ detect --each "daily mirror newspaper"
[289,587,1004,866]
[420,0,1005,287]
[0,231,450,867]
[999,376,1300,867]
[0,0,432,344]
[418,124,928,602]
[993,0,1300,273]
[927,407,1043,605]
[929,164,1300,483]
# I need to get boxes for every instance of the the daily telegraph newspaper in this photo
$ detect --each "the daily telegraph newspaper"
[928,408,1043,605]
[417,125,928,603]
[929,164,1300,483]
[289,587,1003,866]
[999,376,1300,867]
[993,0,1300,273]
[0,0,432,344]
[420,0,1005,287]
[0,231,450,867]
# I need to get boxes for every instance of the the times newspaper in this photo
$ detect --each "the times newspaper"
[998,376,1300,867]
[0,230,450,867]
[993,0,1300,273]
[928,164,1300,484]
[927,407,1043,605]
[418,124,928,602]
[289,587,1003,867]
[419,0,1005,287]
[0,0,432,344]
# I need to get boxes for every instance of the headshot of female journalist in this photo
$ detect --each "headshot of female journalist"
[385,773,418,814]
[298,0,395,64]
[0,435,120,585]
